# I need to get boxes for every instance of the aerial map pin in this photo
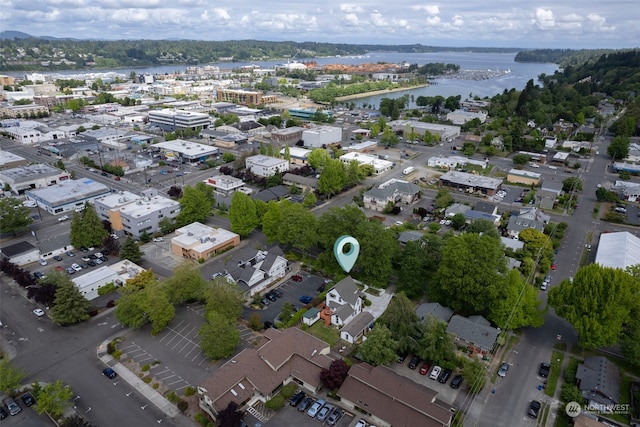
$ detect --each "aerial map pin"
[334,235,360,273]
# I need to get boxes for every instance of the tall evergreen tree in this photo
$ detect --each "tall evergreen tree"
[51,278,91,325]
[119,237,143,263]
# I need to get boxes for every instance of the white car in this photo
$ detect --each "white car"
[38,259,47,266]
[110,233,119,240]
[354,420,368,427]
[71,263,83,272]
[152,237,164,242]
[429,365,442,380]
[58,215,69,222]
[33,308,45,317]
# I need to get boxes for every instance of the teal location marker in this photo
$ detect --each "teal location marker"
[334,235,360,273]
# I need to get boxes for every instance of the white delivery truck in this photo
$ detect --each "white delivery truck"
[402,166,415,175]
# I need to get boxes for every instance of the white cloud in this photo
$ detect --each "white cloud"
[340,4,364,14]
[343,13,359,26]
[534,8,555,29]
[213,8,230,20]
[451,15,464,27]
[412,5,440,15]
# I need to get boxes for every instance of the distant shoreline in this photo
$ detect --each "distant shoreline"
[335,84,429,101]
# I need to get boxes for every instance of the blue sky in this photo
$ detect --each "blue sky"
[2,0,637,49]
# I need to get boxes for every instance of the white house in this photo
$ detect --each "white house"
[245,155,290,177]
[340,311,374,344]
[325,276,364,326]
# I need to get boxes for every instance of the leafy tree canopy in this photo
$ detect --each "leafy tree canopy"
[0,197,33,235]
[357,324,398,366]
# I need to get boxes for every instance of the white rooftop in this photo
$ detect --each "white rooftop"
[26,179,110,206]
[0,151,26,167]
[508,168,542,179]
[94,191,142,209]
[173,222,239,253]
[595,232,640,270]
[154,139,218,156]
[72,266,119,290]
[280,146,311,158]
[119,195,179,218]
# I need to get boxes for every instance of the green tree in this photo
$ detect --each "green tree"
[164,263,208,304]
[302,192,317,208]
[51,277,91,325]
[205,281,244,321]
[466,219,500,238]
[620,308,640,368]
[307,149,330,170]
[461,358,486,395]
[318,159,346,197]
[434,188,454,208]
[199,311,240,360]
[431,233,506,314]
[345,160,362,187]
[33,380,73,419]
[229,191,259,237]
[70,204,108,248]
[607,135,630,160]
[0,358,26,395]
[451,213,466,230]
[176,185,214,227]
[489,270,545,329]
[144,282,175,335]
[395,235,442,299]
[562,177,583,193]
[119,237,143,263]
[378,293,420,355]
[358,324,398,366]
[518,228,554,267]
[114,291,148,328]
[261,201,283,243]
[512,153,530,165]
[379,127,399,146]
[416,316,457,369]
[0,198,33,235]
[549,264,640,348]
[275,201,318,252]
[159,217,177,234]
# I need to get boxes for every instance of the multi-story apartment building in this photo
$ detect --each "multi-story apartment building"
[148,109,211,132]
[215,89,277,106]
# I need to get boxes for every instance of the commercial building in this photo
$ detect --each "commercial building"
[288,108,333,121]
[270,126,303,145]
[439,171,502,196]
[72,260,146,300]
[446,109,488,125]
[302,126,342,148]
[245,155,289,177]
[215,89,277,106]
[595,231,640,270]
[279,146,311,165]
[25,178,111,214]
[0,151,28,170]
[507,168,542,186]
[148,109,211,132]
[427,155,487,169]
[0,164,70,195]
[203,175,247,197]
[0,241,40,266]
[154,140,219,164]
[339,152,393,175]
[171,222,240,261]
[93,189,180,238]
[389,120,461,141]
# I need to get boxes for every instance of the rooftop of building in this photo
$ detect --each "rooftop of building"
[119,194,179,218]
[154,139,218,155]
[94,191,142,209]
[173,222,239,252]
[25,178,110,206]
[0,163,65,183]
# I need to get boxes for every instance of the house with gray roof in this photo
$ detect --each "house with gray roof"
[415,302,453,323]
[506,215,545,239]
[340,311,374,344]
[446,314,499,356]
[363,179,420,212]
[445,202,471,217]
[325,276,364,326]
[576,356,621,408]
[398,230,424,245]
[228,248,289,299]
[282,173,318,192]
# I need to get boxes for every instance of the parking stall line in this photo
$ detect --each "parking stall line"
[170,336,188,351]
[136,355,154,364]
[154,369,171,375]
[158,374,176,381]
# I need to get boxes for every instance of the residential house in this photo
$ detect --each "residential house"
[198,327,333,421]
[282,173,318,192]
[337,363,456,427]
[398,230,424,246]
[535,189,557,210]
[340,311,374,344]
[363,179,421,212]
[500,236,525,251]
[446,314,499,356]
[250,185,289,203]
[506,207,549,239]
[324,276,364,327]
[228,248,289,299]
[445,203,471,218]
[575,356,620,409]
[415,303,454,323]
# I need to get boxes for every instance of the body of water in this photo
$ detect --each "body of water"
[10,51,558,102]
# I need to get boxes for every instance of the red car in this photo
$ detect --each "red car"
[551,263,557,270]
[291,274,302,282]
[419,363,431,375]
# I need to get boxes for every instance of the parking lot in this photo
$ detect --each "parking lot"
[389,356,464,406]
[258,397,360,427]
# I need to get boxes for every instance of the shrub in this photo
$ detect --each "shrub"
[198,258,205,264]
[143,376,152,383]
[153,383,159,389]
[112,350,122,359]
[166,391,180,403]
[184,386,197,396]
[265,394,285,410]
[281,383,297,399]
[195,412,213,427]
[177,400,188,412]
[141,364,150,372]
[107,342,116,354]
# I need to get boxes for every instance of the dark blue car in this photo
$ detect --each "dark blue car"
[299,296,312,304]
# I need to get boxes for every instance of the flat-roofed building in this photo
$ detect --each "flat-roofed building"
[270,126,303,145]
[93,190,142,231]
[439,170,502,196]
[72,260,146,300]
[446,109,488,125]
[595,231,640,270]
[245,155,289,177]
[25,178,110,214]
[302,126,342,148]
[117,192,180,238]
[154,139,219,164]
[507,168,542,186]
[171,222,240,261]
[215,89,277,106]
[339,152,393,175]
[0,104,50,120]
[389,119,461,141]
[203,175,246,196]
[0,163,70,195]
[0,151,28,170]
[148,109,211,132]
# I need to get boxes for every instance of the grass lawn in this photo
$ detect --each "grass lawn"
[545,350,564,397]
[304,321,340,346]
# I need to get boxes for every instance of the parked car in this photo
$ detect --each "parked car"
[419,363,431,375]
[87,260,97,267]
[0,406,7,420]
[66,267,76,274]
[538,362,550,378]
[408,356,420,370]
[266,292,277,302]
[498,363,509,377]
[33,308,45,317]
[153,237,164,242]
[58,215,69,222]
[38,258,47,265]
[326,408,343,426]
[291,274,303,282]
[354,420,367,427]
[2,397,21,416]
[397,352,408,364]
[528,400,541,418]
[299,295,312,304]
[289,391,305,407]
[82,256,91,262]
[297,397,314,412]
[438,369,452,384]
[429,366,442,380]
[65,251,75,257]
[71,263,83,272]
[20,392,35,407]
[317,404,334,422]
[103,367,117,379]
[53,255,63,261]
[261,298,270,306]
[306,399,325,418]
[450,375,463,389]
